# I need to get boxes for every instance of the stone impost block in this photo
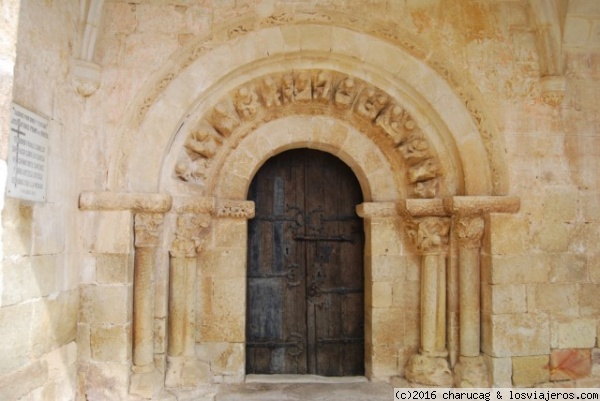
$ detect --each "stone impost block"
[215,199,255,219]
[484,313,550,357]
[443,196,521,216]
[512,355,550,387]
[550,349,591,381]
[398,198,446,217]
[357,202,397,218]
[172,196,215,214]
[79,191,172,212]
[91,323,132,362]
[555,318,597,349]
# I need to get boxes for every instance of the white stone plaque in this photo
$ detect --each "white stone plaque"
[6,104,49,202]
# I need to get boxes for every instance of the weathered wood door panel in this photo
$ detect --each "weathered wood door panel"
[246,149,364,376]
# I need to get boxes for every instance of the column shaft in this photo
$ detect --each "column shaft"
[459,246,481,357]
[436,253,447,353]
[421,254,438,353]
[133,247,155,367]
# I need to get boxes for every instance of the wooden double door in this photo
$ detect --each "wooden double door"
[246,149,364,376]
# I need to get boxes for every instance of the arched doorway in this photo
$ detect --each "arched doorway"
[246,148,365,376]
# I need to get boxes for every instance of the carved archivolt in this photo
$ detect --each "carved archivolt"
[174,70,443,198]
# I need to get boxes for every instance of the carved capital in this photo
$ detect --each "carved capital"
[134,213,164,248]
[540,75,566,107]
[455,216,484,249]
[406,216,450,254]
[170,213,211,258]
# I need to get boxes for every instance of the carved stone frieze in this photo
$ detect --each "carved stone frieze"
[406,216,450,254]
[216,199,255,219]
[173,69,445,198]
[134,213,164,248]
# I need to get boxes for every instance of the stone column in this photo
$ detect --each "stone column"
[443,196,520,387]
[165,212,211,387]
[404,216,453,387]
[130,212,165,398]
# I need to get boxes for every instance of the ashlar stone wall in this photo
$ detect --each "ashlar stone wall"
[0,1,83,400]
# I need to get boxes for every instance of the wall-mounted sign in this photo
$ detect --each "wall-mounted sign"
[6,104,49,202]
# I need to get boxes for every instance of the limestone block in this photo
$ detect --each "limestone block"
[404,311,420,348]
[536,222,570,253]
[2,198,32,256]
[371,308,403,347]
[578,283,600,316]
[103,2,137,35]
[369,220,403,257]
[200,248,246,278]
[198,278,245,342]
[30,290,78,359]
[0,302,33,373]
[0,360,48,401]
[487,254,550,284]
[592,348,600,376]
[80,284,132,325]
[550,348,591,381]
[483,355,512,387]
[86,211,133,254]
[368,281,392,308]
[368,255,407,281]
[84,361,130,401]
[512,355,550,387]
[405,354,453,387]
[484,214,528,255]
[392,280,419,310]
[368,344,400,379]
[530,283,579,317]
[31,203,66,255]
[135,4,185,34]
[555,318,597,349]
[42,341,77,382]
[96,253,133,285]
[549,253,588,283]
[90,324,132,363]
[1,255,57,306]
[590,253,600,284]
[482,284,527,314]
[484,313,550,357]
[196,342,244,377]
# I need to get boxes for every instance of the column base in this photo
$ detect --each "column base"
[130,366,163,399]
[405,353,453,387]
[165,356,210,388]
[454,355,490,388]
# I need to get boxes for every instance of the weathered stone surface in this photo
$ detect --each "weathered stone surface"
[483,355,512,387]
[550,349,592,381]
[1,255,57,306]
[512,355,550,387]
[90,323,131,362]
[30,290,78,359]
[405,354,453,387]
[79,191,172,212]
[454,356,490,388]
[0,360,48,401]
[80,284,132,325]
[553,318,597,349]
[84,361,130,401]
[484,313,550,357]
[96,253,134,285]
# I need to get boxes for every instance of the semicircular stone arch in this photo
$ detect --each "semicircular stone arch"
[118,25,503,199]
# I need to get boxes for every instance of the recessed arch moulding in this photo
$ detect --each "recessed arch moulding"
[116,25,500,198]
[93,25,516,392]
